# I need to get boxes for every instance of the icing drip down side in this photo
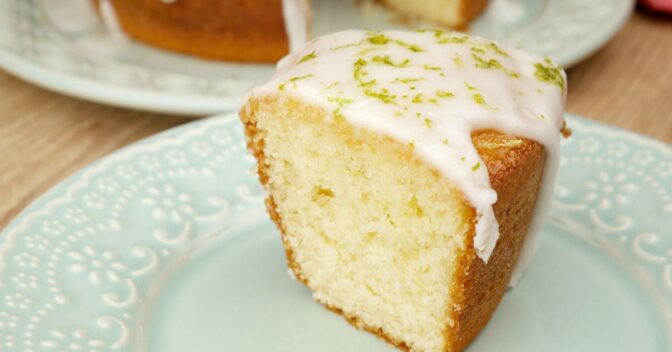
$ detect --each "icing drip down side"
[281,0,311,53]
[250,30,566,263]
[98,0,127,41]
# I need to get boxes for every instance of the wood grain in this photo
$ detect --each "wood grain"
[0,11,670,230]
[0,76,188,229]
[566,12,672,139]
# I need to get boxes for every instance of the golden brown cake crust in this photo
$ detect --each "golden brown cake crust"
[241,95,546,352]
[92,0,289,62]
[459,0,490,29]
[446,131,546,351]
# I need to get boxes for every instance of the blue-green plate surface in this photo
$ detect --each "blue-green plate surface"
[0,114,670,351]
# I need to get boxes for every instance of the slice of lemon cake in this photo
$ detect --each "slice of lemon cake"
[240,30,566,351]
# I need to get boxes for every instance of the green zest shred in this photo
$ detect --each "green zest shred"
[534,59,565,89]
[298,50,317,64]
[278,74,314,91]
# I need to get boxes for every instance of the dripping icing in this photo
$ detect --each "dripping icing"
[281,0,311,53]
[98,0,127,42]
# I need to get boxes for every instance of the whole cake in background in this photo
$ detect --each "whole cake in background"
[241,30,566,351]
[91,0,490,62]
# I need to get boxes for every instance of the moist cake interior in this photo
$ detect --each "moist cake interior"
[247,96,472,351]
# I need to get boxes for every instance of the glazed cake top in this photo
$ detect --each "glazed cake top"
[250,30,566,262]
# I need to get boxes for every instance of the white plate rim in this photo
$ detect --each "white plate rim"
[0,0,635,116]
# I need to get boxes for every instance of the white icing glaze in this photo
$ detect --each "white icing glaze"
[248,30,566,265]
[281,0,311,52]
[99,0,128,42]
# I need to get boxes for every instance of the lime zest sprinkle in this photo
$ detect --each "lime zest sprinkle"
[405,44,424,53]
[436,90,454,98]
[367,33,390,45]
[472,162,481,171]
[470,46,486,54]
[327,96,354,105]
[392,78,425,84]
[472,53,519,77]
[364,87,397,104]
[359,79,377,87]
[353,56,400,104]
[487,42,509,56]
[472,93,498,110]
[453,53,462,66]
[290,74,314,83]
[412,94,425,103]
[298,50,317,64]
[394,107,409,117]
[435,32,469,44]
[278,73,314,91]
[327,96,354,120]
[354,58,368,81]
[332,41,362,51]
[372,55,410,67]
[534,59,565,89]
[365,32,424,52]
[472,93,486,105]
[424,118,433,128]
[324,81,340,90]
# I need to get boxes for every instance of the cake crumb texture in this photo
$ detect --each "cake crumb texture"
[241,95,546,351]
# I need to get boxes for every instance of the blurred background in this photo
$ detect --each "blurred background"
[0,0,670,230]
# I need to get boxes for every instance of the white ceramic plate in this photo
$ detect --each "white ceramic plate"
[0,113,670,351]
[0,0,633,115]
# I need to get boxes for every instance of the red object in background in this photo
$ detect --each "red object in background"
[639,0,672,14]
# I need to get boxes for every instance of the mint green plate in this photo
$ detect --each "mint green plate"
[0,114,670,351]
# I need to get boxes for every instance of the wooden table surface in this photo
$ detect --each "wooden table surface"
[0,11,671,229]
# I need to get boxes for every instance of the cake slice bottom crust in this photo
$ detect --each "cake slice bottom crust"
[241,94,545,352]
